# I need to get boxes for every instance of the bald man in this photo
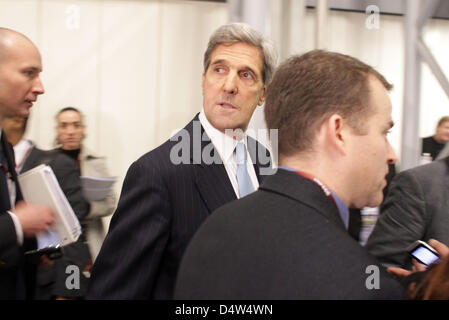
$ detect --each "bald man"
[0,28,54,300]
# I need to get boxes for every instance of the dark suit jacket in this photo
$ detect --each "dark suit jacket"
[422,136,446,161]
[87,115,272,299]
[366,156,449,269]
[21,146,91,299]
[175,169,406,299]
[0,132,30,299]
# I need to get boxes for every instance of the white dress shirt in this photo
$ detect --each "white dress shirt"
[199,110,259,198]
[13,139,33,173]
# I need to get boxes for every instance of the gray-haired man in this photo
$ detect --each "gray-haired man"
[87,23,277,299]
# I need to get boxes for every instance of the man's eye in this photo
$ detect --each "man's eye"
[241,72,253,79]
[215,67,225,73]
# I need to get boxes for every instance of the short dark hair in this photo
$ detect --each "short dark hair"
[56,106,84,123]
[264,50,393,158]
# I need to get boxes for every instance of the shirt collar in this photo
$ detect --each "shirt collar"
[329,189,349,229]
[279,165,349,229]
[199,109,247,163]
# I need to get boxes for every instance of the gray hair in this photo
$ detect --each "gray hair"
[203,23,278,85]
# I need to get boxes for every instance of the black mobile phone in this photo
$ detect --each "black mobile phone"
[408,240,440,266]
[25,245,62,259]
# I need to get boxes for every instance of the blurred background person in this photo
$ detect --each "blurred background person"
[366,155,449,271]
[421,116,449,161]
[55,107,116,262]
[2,115,90,299]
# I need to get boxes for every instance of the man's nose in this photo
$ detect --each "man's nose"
[66,125,76,134]
[223,72,238,95]
[32,77,45,95]
[387,142,398,165]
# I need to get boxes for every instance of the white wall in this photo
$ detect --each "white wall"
[1,0,449,198]
[0,0,227,202]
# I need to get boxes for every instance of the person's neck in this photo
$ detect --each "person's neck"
[5,131,23,146]
[280,154,349,206]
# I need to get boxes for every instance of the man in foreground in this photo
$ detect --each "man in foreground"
[175,50,406,299]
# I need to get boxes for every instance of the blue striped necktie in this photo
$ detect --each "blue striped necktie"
[235,142,255,198]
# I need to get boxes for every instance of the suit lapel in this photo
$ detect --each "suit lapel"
[184,115,237,214]
[186,114,274,214]
[0,133,11,212]
[195,161,237,213]
[0,133,22,203]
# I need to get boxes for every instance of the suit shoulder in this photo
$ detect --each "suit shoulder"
[399,159,448,182]
[134,138,177,165]
[45,149,78,167]
[128,136,190,182]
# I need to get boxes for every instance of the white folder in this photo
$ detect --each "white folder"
[18,164,82,250]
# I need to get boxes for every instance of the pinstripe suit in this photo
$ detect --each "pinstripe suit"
[87,114,272,299]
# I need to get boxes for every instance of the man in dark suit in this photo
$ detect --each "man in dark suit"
[0,28,54,299]
[366,156,449,270]
[175,50,406,299]
[3,115,91,299]
[87,23,277,299]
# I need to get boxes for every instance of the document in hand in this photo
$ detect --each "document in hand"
[18,164,82,250]
[80,176,117,201]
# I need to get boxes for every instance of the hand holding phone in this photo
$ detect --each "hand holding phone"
[408,240,440,266]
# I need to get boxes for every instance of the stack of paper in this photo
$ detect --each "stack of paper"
[18,164,82,250]
[80,176,117,201]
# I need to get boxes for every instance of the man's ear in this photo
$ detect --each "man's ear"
[257,86,266,106]
[324,114,347,153]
